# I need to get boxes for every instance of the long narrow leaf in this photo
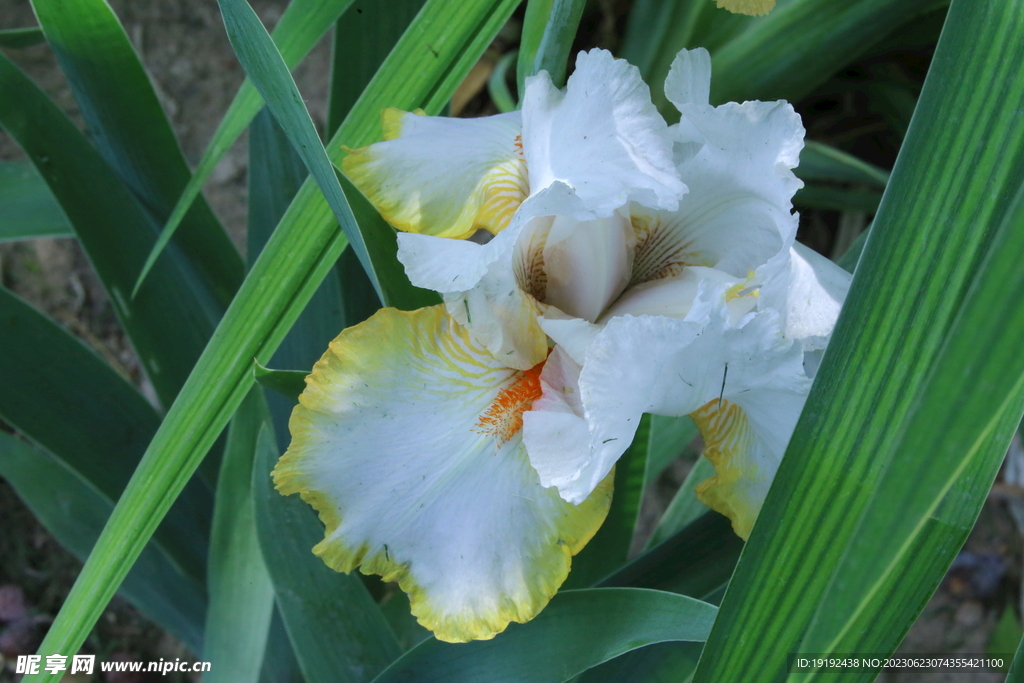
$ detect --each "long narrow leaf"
[135,0,357,292]
[646,457,713,550]
[0,53,225,409]
[797,181,1024,676]
[203,389,275,683]
[0,433,206,653]
[371,589,717,683]
[516,0,587,92]
[30,0,243,306]
[0,161,73,241]
[0,27,45,48]
[217,0,379,300]
[693,1,1024,679]
[0,285,209,582]
[27,0,520,675]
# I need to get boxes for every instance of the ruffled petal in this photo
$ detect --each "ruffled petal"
[524,302,809,538]
[275,306,611,642]
[664,48,711,110]
[521,48,685,218]
[628,98,804,288]
[342,109,526,238]
[760,242,852,350]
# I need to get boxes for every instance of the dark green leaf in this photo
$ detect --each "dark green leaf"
[0,52,225,410]
[644,414,697,487]
[0,285,209,582]
[0,432,206,653]
[0,161,73,242]
[371,589,717,683]
[796,140,890,187]
[0,27,45,48]
[646,456,713,550]
[252,361,307,403]
[30,0,243,308]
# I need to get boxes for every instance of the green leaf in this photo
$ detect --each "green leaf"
[252,424,402,682]
[644,414,698,487]
[0,285,209,583]
[0,27,45,48]
[517,0,587,92]
[27,0,520,674]
[646,456,713,550]
[564,415,651,589]
[0,53,225,410]
[709,0,944,105]
[0,432,206,653]
[0,161,73,242]
[793,186,884,213]
[29,0,243,307]
[203,389,275,683]
[327,0,427,136]
[137,0,358,293]
[796,140,890,187]
[488,49,518,113]
[371,589,717,683]
[693,1,1024,680]
[602,512,741,600]
[253,360,307,403]
[216,0,381,301]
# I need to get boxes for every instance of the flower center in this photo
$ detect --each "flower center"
[475,362,545,445]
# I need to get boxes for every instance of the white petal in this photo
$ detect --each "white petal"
[542,213,635,323]
[760,242,851,350]
[526,305,809,515]
[664,48,711,109]
[629,100,804,287]
[275,306,611,642]
[521,49,685,218]
[343,110,526,238]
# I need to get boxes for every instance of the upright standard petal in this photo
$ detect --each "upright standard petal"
[343,109,526,238]
[274,306,611,642]
[521,48,685,218]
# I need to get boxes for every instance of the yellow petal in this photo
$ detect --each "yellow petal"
[715,0,776,16]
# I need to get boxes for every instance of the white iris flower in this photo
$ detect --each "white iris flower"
[274,47,849,644]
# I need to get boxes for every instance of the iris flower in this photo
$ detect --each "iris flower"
[274,48,850,643]
[275,49,685,643]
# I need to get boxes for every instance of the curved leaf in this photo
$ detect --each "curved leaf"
[0,161,73,242]
[371,589,717,683]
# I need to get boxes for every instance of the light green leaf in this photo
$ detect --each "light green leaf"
[27,0,520,674]
[253,360,307,403]
[488,49,518,113]
[253,425,401,682]
[204,389,274,683]
[136,0,357,293]
[693,1,1024,680]
[371,589,718,683]
[0,432,206,653]
[517,0,586,92]
[0,160,74,242]
[216,0,379,300]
